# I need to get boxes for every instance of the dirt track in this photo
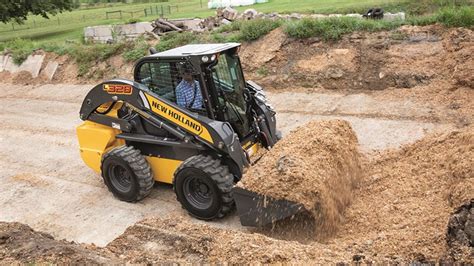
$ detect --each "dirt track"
[0,82,459,246]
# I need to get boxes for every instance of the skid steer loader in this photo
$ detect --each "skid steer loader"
[77,43,304,226]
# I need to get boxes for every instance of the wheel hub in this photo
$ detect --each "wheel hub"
[109,165,132,193]
[183,176,213,210]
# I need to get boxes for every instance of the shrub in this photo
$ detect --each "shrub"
[123,39,149,62]
[406,15,438,26]
[285,17,401,41]
[214,20,242,33]
[155,31,201,52]
[69,42,126,76]
[2,39,36,65]
[436,6,474,27]
[238,19,282,41]
[38,43,71,55]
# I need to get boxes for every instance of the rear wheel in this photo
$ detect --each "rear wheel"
[174,155,234,220]
[101,146,154,202]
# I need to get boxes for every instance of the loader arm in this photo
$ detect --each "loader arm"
[79,79,249,177]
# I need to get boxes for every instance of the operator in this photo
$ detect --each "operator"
[175,71,203,110]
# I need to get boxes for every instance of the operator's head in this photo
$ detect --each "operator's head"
[178,63,194,83]
[182,72,193,82]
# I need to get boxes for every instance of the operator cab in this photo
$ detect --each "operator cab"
[134,43,253,141]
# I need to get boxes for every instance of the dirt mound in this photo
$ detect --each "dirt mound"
[332,127,474,263]
[2,123,472,264]
[239,120,362,238]
[0,222,120,264]
[106,217,348,264]
[240,28,287,69]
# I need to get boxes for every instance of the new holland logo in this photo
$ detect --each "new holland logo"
[143,93,213,143]
[103,84,133,95]
[151,100,203,134]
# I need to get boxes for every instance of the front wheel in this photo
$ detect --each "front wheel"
[101,145,154,202]
[173,155,234,220]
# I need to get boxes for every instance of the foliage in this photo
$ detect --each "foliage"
[436,6,474,27]
[123,38,149,62]
[39,43,72,55]
[125,18,140,24]
[402,0,473,15]
[68,42,126,76]
[238,19,282,41]
[256,66,269,76]
[284,6,473,41]
[0,0,74,24]
[284,17,399,41]
[155,31,201,52]
[214,20,242,33]
[2,39,36,65]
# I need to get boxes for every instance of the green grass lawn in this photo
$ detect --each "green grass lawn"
[0,0,408,43]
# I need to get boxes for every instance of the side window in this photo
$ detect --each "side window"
[138,62,177,102]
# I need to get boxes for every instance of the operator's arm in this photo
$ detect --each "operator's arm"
[175,81,186,108]
[194,81,204,109]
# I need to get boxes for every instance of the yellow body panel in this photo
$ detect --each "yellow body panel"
[76,121,124,173]
[246,143,261,158]
[146,157,183,184]
[77,100,260,183]
[77,119,183,183]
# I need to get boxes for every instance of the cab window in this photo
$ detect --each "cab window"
[137,62,177,102]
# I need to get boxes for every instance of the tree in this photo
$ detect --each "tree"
[0,0,74,24]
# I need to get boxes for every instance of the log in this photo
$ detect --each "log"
[158,19,183,32]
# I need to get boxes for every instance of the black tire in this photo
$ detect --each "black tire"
[173,155,234,220]
[101,145,154,202]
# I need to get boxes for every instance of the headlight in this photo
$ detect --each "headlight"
[255,91,267,103]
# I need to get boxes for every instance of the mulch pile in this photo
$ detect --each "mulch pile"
[239,120,363,238]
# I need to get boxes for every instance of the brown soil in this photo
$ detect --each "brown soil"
[0,222,120,264]
[1,127,472,264]
[239,120,362,239]
[243,25,473,94]
[331,126,474,263]
[0,24,473,264]
[106,217,348,264]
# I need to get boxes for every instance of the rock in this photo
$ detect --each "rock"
[326,67,344,79]
[242,9,258,20]
[383,12,406,21]
[353,254,365,262]
[42,61,59,81]
[288,13,302,20]
[310,14,328,20]
[220,6,239,21]
[0,232,10,244]
[446,199,474,247]
[220,18,232,25]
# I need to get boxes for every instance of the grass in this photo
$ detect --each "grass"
[284,6,474,41]
[155,31,202,52]
[1,0,459,43]
[1,2,472,70]
[239,19,283,41]
[1,39,36,64]
[436,6,474,27]
[284,17,401,40]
